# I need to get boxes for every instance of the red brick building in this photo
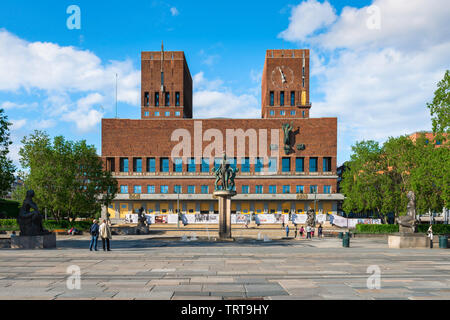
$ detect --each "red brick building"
[101,46,343,224]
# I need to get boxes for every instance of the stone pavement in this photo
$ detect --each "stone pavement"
[0,235,449,300]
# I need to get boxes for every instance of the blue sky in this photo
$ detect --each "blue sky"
[1,0,448,170]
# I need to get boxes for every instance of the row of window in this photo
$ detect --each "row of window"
[268,110,306,117]
[144,111,181,117]
[120,184,332,194]
[269,90,305,106]
[144,91,180,107]
[113,157,333,173]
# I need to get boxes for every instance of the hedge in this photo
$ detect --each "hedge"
[355,224,399,233]
[0,199,20,218]
[0,219,91,231]
[356,223,450,234]
[416,224,450,235]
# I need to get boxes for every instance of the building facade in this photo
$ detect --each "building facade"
[101,46,344,224]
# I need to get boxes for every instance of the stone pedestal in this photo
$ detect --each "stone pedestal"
[214,190,236,241]
[388,233,430,249]
[11,233,56,249]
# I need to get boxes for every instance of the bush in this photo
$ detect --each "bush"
[417,224,450,235]
[0,219,91,231]
[355,224,399,233]
[0,199,20,218]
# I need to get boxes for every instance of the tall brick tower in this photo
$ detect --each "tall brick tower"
[261,49,310,119]
[141,42,193,119]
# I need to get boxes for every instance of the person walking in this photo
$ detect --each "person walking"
[300,226,304,238]
[306,225,311,239]
[99,219,112,251]
[318,224,323,238]
[89,220,99,251]
[285,224,290,238]
[294,226,298,239]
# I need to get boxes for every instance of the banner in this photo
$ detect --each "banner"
[231,214,250,224]
[330,214,382,228]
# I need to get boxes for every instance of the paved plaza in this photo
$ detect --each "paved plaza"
[0,235,449,300]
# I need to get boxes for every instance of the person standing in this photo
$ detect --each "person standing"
[89,220,99,251]
[318,224,323,238]
[294,226,298,239]
[427,225,433,248]
[300,226,304,238]
[99,219,112,251]
[285,224,290,238]
[306,225,311,239]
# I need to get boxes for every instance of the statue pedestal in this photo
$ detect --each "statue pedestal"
[388,233,430,249]
[214,190,236,241]
[11,233,56,249]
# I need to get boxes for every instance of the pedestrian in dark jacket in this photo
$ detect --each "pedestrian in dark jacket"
[89,219,99,251]
[285,224,290,237]
[318,224,323,238]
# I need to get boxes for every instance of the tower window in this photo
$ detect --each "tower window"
[280,91,284,106]
[120,158,129,172]
[270,110,275,116]
[323,157,332,172]
[175,92,180,106]
[161,72,164,85]
[165,92,170,106]
[144,92,149,106]
[155,92,159,106]
[302,78,305,88]
[270,91,274,106]
[291,91,295,106]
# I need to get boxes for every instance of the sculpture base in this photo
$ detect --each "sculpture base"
[214,190,237,240]
[11,233,56,249]
[388,233,430,249]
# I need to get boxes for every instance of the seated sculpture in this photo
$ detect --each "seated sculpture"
[17,190,49,236]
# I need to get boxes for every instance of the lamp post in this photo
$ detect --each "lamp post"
[177,190,180,229]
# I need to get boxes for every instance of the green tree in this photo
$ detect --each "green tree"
[427,70,449,135]
[0,108,15,198]
[341,141,386,220]
[19,130,117,221]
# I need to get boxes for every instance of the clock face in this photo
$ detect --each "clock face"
[271,65,294,89]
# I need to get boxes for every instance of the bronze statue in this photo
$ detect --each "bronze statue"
[398,191,416,233]
[213,154,239,191]
[306,208,315,228]
[137,207,148,227]
[17,190,49,236]
[282,122,293,155]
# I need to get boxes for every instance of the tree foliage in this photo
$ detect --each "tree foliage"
[19,130,118,221]
[0,108,15,198]
[427,70,450,134]
[341,134,449,219]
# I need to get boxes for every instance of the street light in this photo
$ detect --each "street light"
[177,190,180,228]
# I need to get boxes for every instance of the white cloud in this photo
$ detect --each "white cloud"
[0,29,140,132]
[170,7,179,16]
[1,101,38,110]
[278,0,336,42]
[10,119,27,130]
[279,0,450,163]
[193,72,259,119]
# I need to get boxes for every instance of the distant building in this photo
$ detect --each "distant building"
[4,176,24,200]
[408,131,447,146]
